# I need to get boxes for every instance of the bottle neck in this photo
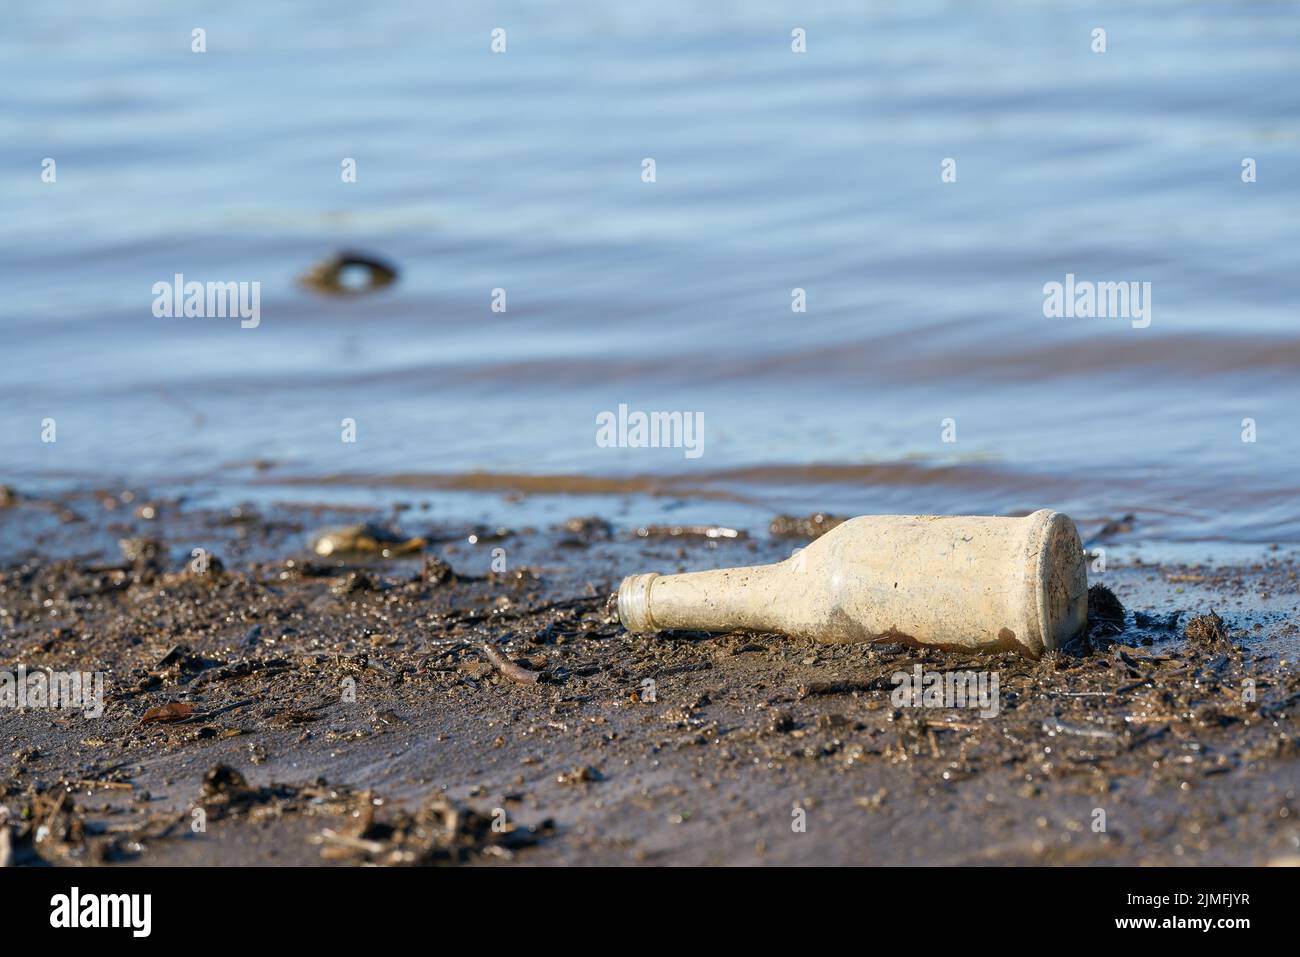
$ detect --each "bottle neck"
[624,562,790,634]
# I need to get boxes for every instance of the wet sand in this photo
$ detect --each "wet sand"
[1,488,1298,866]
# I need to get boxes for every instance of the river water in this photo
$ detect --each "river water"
[3,1,1298,556]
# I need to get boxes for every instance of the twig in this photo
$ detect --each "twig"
[481,644,540,685]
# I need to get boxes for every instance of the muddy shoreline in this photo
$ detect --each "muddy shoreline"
[1,488,1298,866]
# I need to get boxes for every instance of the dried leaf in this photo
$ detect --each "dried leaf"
[141,702,196,724]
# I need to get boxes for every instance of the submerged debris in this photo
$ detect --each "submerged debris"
[298,251,398,296]
[1086,513,1137,546]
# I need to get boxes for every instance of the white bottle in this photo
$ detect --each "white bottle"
[618,510,1087,657]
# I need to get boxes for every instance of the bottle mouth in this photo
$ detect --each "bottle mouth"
[618,573,660,633]
[1030,510,1088,653]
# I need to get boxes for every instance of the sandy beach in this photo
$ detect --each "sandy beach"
[2,487,1296,866]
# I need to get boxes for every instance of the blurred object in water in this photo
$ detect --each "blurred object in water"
[299,251,399,296]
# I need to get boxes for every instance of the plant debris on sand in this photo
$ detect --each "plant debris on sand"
[1,490,1297,865]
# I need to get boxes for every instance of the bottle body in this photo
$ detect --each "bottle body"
[618,510,1087,657]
